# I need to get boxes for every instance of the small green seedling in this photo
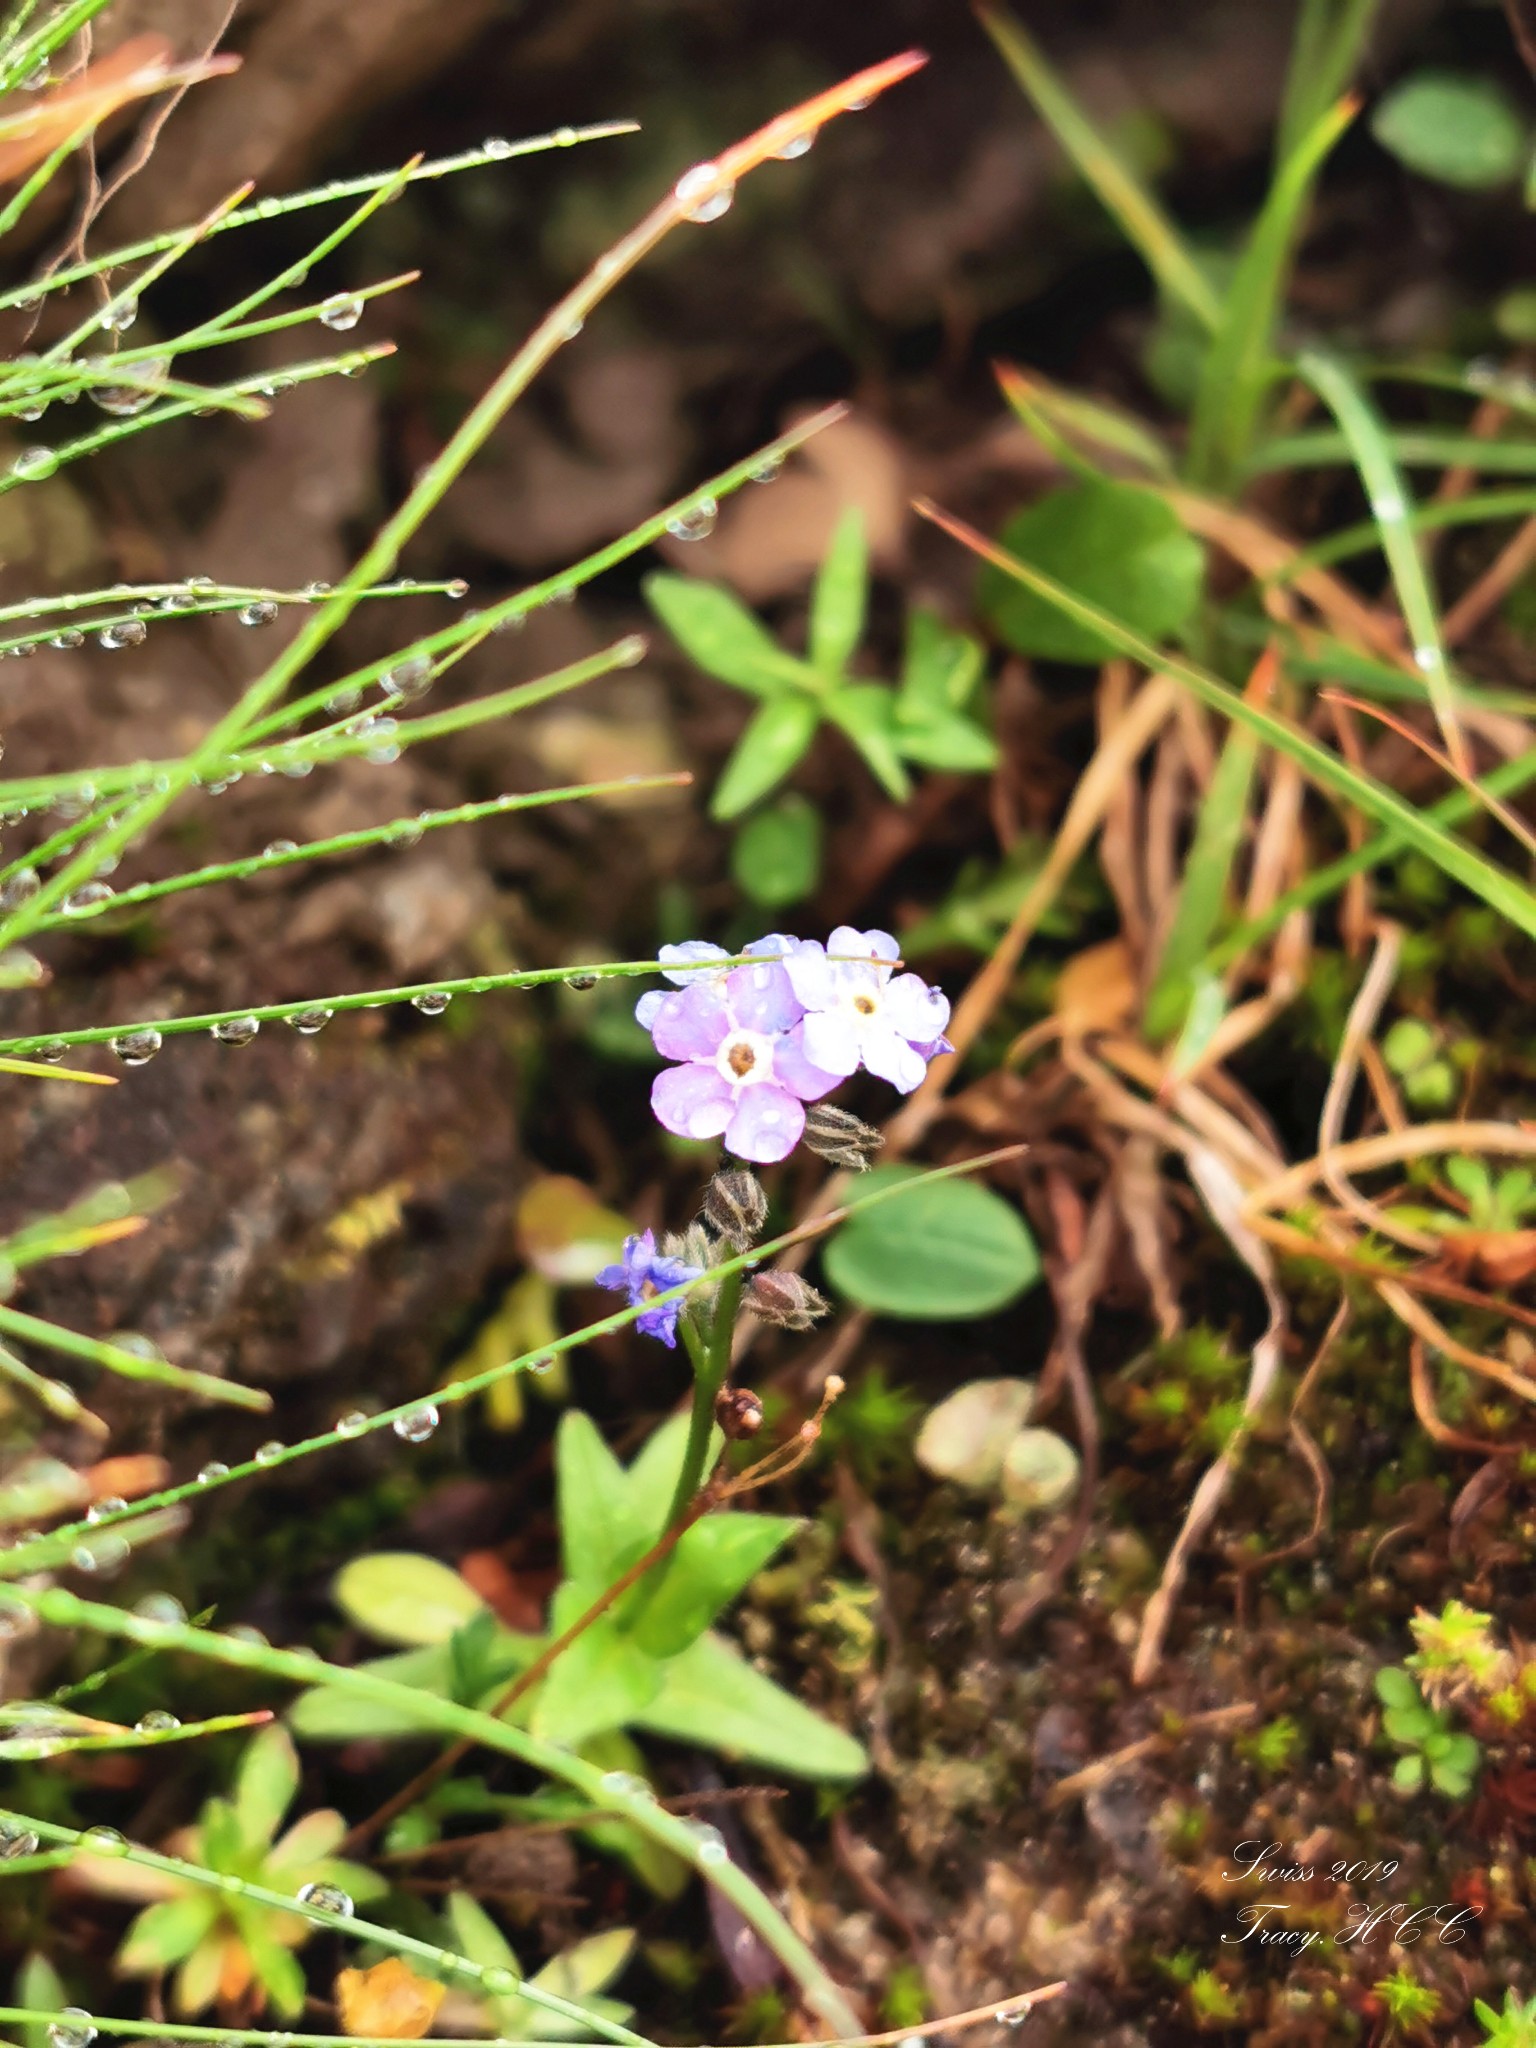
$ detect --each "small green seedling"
[1372,1968,1441,2037]
[74,1724,383,2017]
[1407,1599,1508,1694]
[1374,1666,1480,1798]
[645,507,998,820]
[1476,1992,1536,2048]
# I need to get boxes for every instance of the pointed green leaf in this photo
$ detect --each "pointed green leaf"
[710,694,821,820]
[824,685,911,800]
[808,508,869,674]
[333,1552,487,1648]
[629,1513,799,1658]
[17,1953,67,2048]
[623,1411,704,1538]
[242,1919,308,2020]
[500,1928,639,2040]
[644,572,799,695]
[530,1614,662,1750]
[898,609,985,720]
[232,1723,298,1849]
[979,481,1204,663]
[118,1892,220,1975]
[894,714,1000,773]
[557,1410,652,1584]
[730,795,824,909]
[636,1630,867,1781]
[446,1888,522,1978]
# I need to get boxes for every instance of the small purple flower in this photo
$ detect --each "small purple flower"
[596,1229,703,1347]
[783,926,953,1095]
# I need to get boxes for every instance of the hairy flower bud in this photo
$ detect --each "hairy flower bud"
[661,1222,715,1271]
[746,1269,830,1331]
[802,1103,884,1172]
[702,1168,768,1249]
[714,1385,764,1439]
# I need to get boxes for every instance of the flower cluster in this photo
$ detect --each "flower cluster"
[632,927,952,1164]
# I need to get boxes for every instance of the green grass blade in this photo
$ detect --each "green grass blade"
[918,499,1536,941]
[1297,348,1462,766]
[1277,0,1379,164]
[977,3,1219,330]
[1277,485,1536,575]
[1186,95,1356,488]
[1250,429,1536,475]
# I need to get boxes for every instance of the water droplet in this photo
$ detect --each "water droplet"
[335,1411,368,1436]
[481,1968,518,1997]
[89,356,170,417]
[553,125,578,148]
[324,685,362,715]
[262,839,298,859]
[0,866,38,908]
[528,1352,556,1375]
[995,2007,1029,2027]
[72,1534,128,1574]
[49,629,83,648]
[411,990,451,1015]
[17,399,45,422]
[197,1460,229,1485]
[772,129,816,160]
[564,972,599,992]
[749,452,783,483]
[393,1403,439,1443]
[48,2009,94,2048]
[30,1040,67,1064]
[614,634,647,666]
[11,446,57,481]
[0,1821,40,1858]
[79,1824,129,1857]
[21,58,49,89]
[98,618,147,649]
[254,1440,284,1464]
[296,1880,354,1915]
[303,579,333,600]
[1413,644,1439,672]
[62,882,114,915]
[846,92,873,110]
[288,1007,333,1035]
[380,655,432,702]
[561,314,584,341]
[598,1769,653,1800]
[674,162,735,223]
[319,292,363,332]
[133,1593,186,1626]
[0,1595,35,1640]
[239,599,279,627]
[665,497,717,542]
[483,136,513,159]
[210,1015,259,1046]
[135,1709,180,1735]
[110,1028,162,1067]
[684,1820,729,1865]
[86,1497,126,1523]
[446,578,469,600]
[100,296,138,332]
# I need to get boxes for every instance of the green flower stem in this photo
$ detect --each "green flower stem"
[0,1302,270,1411]
[0,1811,645,2046]
[668,1268,744,1526]
[11,1594,861,2039]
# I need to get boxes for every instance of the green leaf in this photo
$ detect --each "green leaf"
[556,1410,652,1585]
[636,1630,867,1781]
[503,1928,638,2041]
[894,713,1000,773]
[232,1723,298,1849]
[16,1953,67,2048]
[332,1552,487,1648]
[628,1513,799,1658]
[446,1887,522,1977]
[242,1920,308,2020]
[978,482,1203,662]
[823,684,911,800]
[576,1733,689,1900]
[287,1644,460,1739]
[824,1164,1041,1320]
[711,693,821,820]
[808,508,869,674]
[731,794,824,908]
[1392,1752,1425,1793]
[1376,1663,1424,1711]
[530,1611,662,1750]
[1371,72,1529,191]
[118,1892,221,1975]
[643,572,798,695]
[898,609,985,721]
[622,1411,707,1540]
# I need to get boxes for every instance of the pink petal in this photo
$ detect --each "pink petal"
[653,1062,733,1140]
[859,1021,927,1093]
[725,956,801,1034]
[651,984,731,1061]
[801,1011,860,1077]
[775,1026,844,1101]
[725,1084,805,1162]
[883,972,950,1042]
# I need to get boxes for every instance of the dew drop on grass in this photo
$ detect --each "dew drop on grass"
[0,866,38,907]
[135,1709,180,1735]
[239,599,279,627]
[11,447,57,481]
[98,618,146,649]
[50,630,83,648]
[335,1411,368,1436]
[411,990,451,1015]
[846,92,873,110]
[528,1352,555,1375]
[197,1460,229,1485]
[31,1040,65,1065]
[110,1028,162,1066]
[393,1403,439,1443]
[749,452,783,483]
[254,1440,284,1464]
[684,1820,729,1865]
[483,136,513,158]
[772,129,816,159]
[303,579,333,599]
[665,497,717,542]
[446,578,469,599]
[72,1534,128,1574]
[561,314,584,341]
[90,357,170,417]
[297,1880,354,1915]
[673,162,735,223]
[133,1593,186,1626]
[262,839,298,859]
[324,685,362,715]
[288,1007,333,1035]
[86,1497,126,1523]
[210,1016,259,1046]
[80,1824,129,1856]
[996,2008,1029,2027]
[47,2010,94,2048]
[0,1821,40,1858]
[319,292,363,331]
[380,655,432,702]
[598,1769,652,1800]
[99,296,137,331]
[62,883,114,914]
[564,972,599,991]
[480,1968,518,1997]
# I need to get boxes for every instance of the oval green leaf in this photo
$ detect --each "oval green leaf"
[332,1552,486,1647]
[1370,72,1528,191]
[823,1164,1040,1319]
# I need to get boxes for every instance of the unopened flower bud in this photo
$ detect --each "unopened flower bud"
[746,1269,830,1330]
[715,1386,764,1439]
[802,1103,884,1171]
[661,1222,714,1271]
[702,1168,768,1249]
